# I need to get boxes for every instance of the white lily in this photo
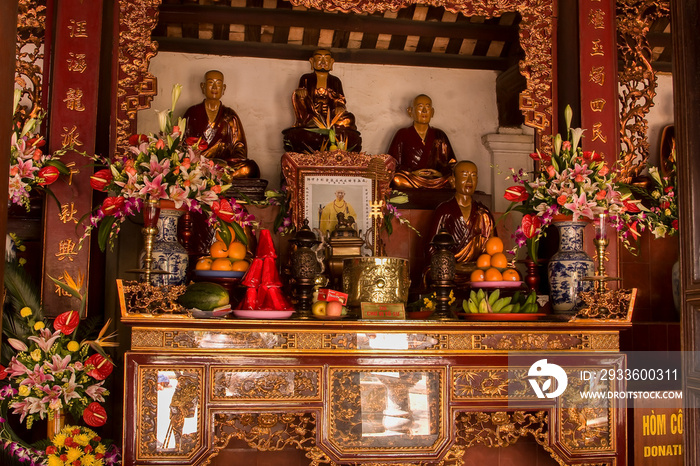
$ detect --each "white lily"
[13,88,21,114]
[553,133,562,156]
[564,104,573,131]
[171,83,183,111]
[570,127,585,152]
[156,109,169,134]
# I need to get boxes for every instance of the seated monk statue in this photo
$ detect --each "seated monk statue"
[426,160,496,283]
[388,94,456,190]
[183,70,260,178]
[282,49,362,152]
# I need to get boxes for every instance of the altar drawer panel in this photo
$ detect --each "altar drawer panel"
[210,366,323,401]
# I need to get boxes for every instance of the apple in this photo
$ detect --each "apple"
[312,300,327,316]
[326,301,343,317]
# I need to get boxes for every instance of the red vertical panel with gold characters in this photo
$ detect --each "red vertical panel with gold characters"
[42,1,103,317]
[578,0,620,163]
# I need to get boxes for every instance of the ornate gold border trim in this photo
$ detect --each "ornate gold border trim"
[210,366,323,401]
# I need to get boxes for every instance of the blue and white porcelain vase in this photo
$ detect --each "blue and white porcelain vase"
[141,205,188,286]
[547,219,594,314]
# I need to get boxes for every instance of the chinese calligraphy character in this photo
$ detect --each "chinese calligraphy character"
[590,39,604,56]
[56,239,79,262]
[589,9,606,29]
[64,88,86,112]
[65,161,80,186]
[53,271,73,297]
[67,52,87,73]
[369,200,385,219]
[590,98,606,112]
[67,19,88,38]
[592,122,608,143]
[59,203,79,224]
[589,66,605,86]
[61,126,83,148]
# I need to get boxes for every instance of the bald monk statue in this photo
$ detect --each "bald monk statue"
[388,94,456,189]
[183,70,260,178]
[426,160,496,282]
[283,49,362,153]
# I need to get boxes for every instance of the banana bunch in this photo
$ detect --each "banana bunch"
[462,288,514,313]
[462,289,539,314]
[511,290,539,313]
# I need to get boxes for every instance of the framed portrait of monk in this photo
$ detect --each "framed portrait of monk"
[281,151,396,244]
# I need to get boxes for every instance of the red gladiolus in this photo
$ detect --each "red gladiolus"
[545,164,557,178]
[46,446,57,455]
[64,437,75,447]
[212,199,235,222]
[672,219,679,230]
[54,310,80,335]
[521,214,542,239]
[665,186,674,193]
[660,201,670,210]
[90,169,113,191]
[83,402,107,427]
[128,134,148,146]
[503,186,528,202]
[37,166,60,186]
[102,196,125,216]
[85,353,114,380]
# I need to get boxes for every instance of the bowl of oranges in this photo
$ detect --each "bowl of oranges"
[194,233,251,279]
[469,237,523,289]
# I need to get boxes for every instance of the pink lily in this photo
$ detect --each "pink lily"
[563,192,596,221]
[167,185,190,209]
[27,328,62,352]
[85,380,108,402]
[139,173,167,199]
[6,357,31,377]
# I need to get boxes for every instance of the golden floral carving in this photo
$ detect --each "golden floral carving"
[455,411,548,448]
[475,333,585,350]
[116,0,161,154]
[16,0,46,117]
[616,0,671,182]
[453,369,532,399]
[210,368,321,400]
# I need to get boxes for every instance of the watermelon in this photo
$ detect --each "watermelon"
[177,282,230,312]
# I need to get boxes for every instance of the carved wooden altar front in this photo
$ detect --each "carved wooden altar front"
[122,318,628,466]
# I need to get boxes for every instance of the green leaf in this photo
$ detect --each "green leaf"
[231,221,248,246]
[47,275,82,300]
[217,218,232,246]
[97,216,117,252]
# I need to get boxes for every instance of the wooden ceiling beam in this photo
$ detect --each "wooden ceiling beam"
[157,4,518,42]
[154,36,510,70]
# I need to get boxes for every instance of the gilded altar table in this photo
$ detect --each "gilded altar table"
[121,318,629,466]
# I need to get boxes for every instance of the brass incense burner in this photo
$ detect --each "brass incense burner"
[342,257,410,309]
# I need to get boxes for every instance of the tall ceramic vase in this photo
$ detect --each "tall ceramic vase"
[141,202,189,286]
[547,219,594,314]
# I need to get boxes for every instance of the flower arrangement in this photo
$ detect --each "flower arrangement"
[80,84,254,251]
[502,105,636,261]
[381,191,420,237]
[45,425,120,466]
[621,157,678,240]
[0,265,117,431]
[9,89,70,210]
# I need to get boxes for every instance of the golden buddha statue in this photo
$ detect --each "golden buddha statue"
[388,94,457,190]
[426,161,496,281]
[183,70,260,178]
[283,49,362,152]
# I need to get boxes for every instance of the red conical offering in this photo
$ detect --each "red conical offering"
[262,286,293,311]
[261,256,282,287]
[256,229,277,258]
[238,287,258,310]
[241,257,264,288]
[256,285,270,309]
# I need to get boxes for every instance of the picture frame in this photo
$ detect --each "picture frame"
[281,151,396,243]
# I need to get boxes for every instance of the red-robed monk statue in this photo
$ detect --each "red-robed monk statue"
[282,49,362,153]
[388,94,456,190]
[183,70,260,178]
[426,160,496,282]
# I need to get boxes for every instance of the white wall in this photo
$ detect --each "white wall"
[139,52,500,192]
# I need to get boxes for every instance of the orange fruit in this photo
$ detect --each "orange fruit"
[227,242,247,260]
[484,267,503,281]
[211,257,233,271]
[502,269,520,281]
[195,257,213,270]
[215,224,237,242]
[210,241,229,258]
[491,252,508,269]
[231,260,250,272]
[476,253,491,269]
[485,237,504,255]
[470,269,485,282]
